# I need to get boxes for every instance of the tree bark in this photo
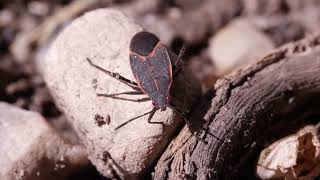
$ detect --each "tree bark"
[154,34,320,180]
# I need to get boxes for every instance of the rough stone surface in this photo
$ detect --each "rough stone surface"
[209,19,275,76]
[0,102,88,180]
[40,8,200,178]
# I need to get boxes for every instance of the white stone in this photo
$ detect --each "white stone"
[209,19,275,76]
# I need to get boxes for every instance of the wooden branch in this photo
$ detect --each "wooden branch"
[154,34,320,179]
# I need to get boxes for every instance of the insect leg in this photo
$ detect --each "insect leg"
[97,91,144,97]
[86,58,140,91]
[147,107,157,123]
[145,107,163,125]
[97,94,151,102]
[114,107,156,130]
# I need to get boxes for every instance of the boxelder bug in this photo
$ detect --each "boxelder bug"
[87,31,220,140]
[87,31,186,128]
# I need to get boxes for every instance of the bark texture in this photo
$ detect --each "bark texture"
[154,34,320,179]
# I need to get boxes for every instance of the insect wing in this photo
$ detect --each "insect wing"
[129,43,172,97]
[146,44,172,95]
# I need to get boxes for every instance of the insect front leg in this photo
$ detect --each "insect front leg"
[147,107,157,123]
[115,107,157,130]
[98,95,151,103]
[86,58,140,91]
[146,107,163,125]
[97,91,151,102]
[97,90,144,97]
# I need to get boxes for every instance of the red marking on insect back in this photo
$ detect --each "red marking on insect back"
[129,41,160,60]
[164,44,173,89]
[129,31,173,111]
[147,42,159,58]
[152,43,173,93]
[129,51,146,61]
[154,79,160,91]
[133,71,147,94]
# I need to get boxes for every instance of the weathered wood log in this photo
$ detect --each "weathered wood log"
[154,34,320,179]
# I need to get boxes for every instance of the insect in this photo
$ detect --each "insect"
[87,31,220,140]
[87,31,187,129]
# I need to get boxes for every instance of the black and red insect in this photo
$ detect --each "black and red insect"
[87,31,186,129]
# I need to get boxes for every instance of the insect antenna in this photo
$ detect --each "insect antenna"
[168,104,221,141]
[115,107,157,130]
[174,45,186,67]
[173,45,186,76]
